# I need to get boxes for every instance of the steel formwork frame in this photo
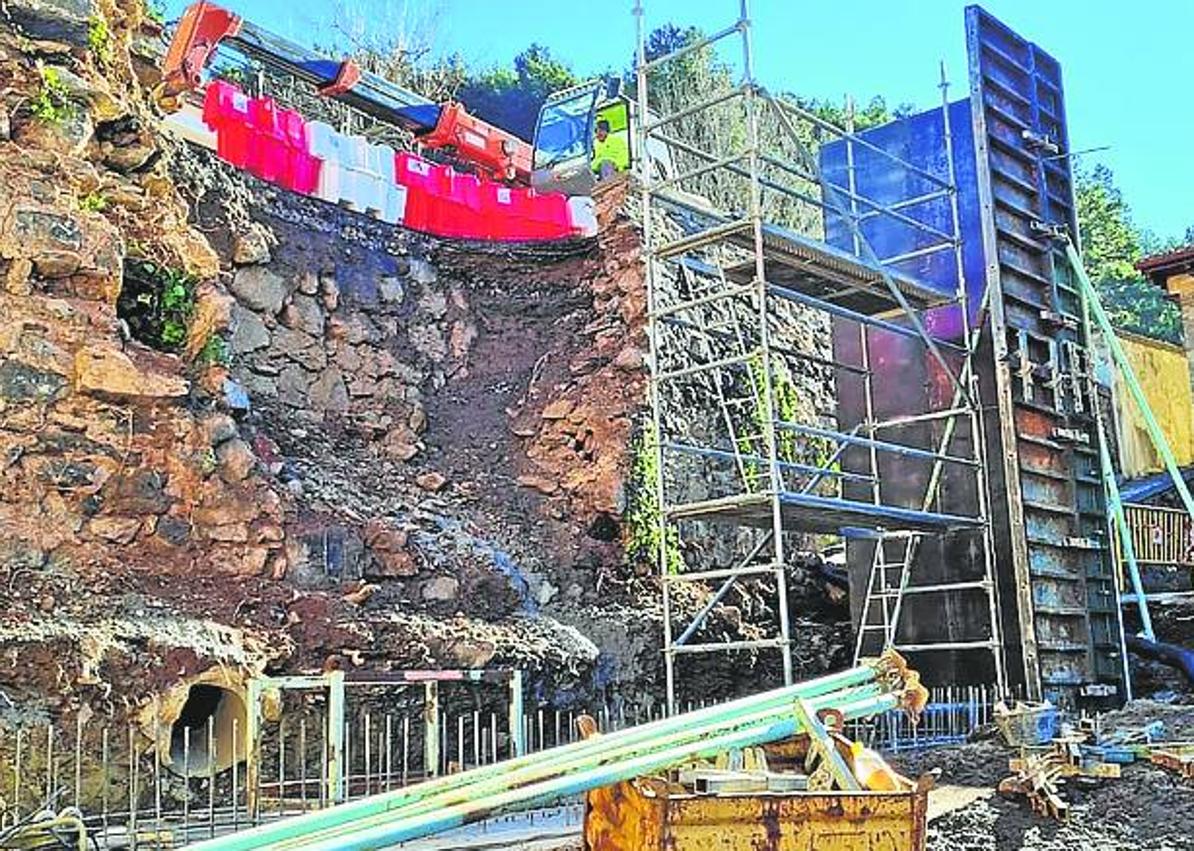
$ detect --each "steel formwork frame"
[633,2,1004,713]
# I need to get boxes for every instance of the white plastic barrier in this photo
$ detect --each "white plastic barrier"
[308,121,347,207]
[567,196,598,238]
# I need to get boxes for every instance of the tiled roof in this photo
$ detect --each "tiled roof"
[1137,244,1194,274]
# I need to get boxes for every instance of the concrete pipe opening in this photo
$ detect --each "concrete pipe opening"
[167,683,247,776]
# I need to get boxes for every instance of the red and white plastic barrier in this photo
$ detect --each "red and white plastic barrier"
[182,80,595,241]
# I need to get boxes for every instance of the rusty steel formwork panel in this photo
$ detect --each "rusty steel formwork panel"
[583,778,928,851]
[820,6,1125,705]
[964,5,1124,704]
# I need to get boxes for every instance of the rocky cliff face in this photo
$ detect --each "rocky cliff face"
[0,0,659,728]
[0,0,847,739]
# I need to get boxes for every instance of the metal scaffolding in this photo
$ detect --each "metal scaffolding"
[633,2,1005,712]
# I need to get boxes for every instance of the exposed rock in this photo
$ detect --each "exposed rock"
[185,284,234,360]
[422,575,460,602]
[409,258,437,285]
[228,304,270,354]
[101,137,157,173]
[541,398,575,420]
[230,266,288,314]
[5,0,98,47]
[320,274,340,311]
[363,521,418,578]
[0,360,68,403]
[380,427,420,461]
[232,224,273,265]
[216,438,256,483]
[201,413,238,446]
[88,516,141,544]
[155,515,191,546]
[101,469,170,515]
[273,326,326,371]
[296,270,319,295]
[613,345,644,370]
[378,276,405,304]
[282,294,325,336]
[277,363,309,407]
[4,257,32,295]
[73,346,189,399]
[517,473,559,495]
[223,378,251,411]
[416,471,448,492]
[409,325,447,362]
[308,367,349,413]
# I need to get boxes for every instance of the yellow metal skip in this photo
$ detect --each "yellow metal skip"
[584,777,928,850]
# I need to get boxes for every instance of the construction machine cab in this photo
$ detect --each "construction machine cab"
[531,78,638,197]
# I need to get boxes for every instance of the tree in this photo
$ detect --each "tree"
[1075,165,1181,344]
[456,44,578,141]
[1075,165,1143,282]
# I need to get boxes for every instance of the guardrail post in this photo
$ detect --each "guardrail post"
[423,681,440,778]
[508,670,525,758]
[326,671,346,803]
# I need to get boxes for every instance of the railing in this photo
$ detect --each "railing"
[0,677,990,849]
[1124,503,1194,566]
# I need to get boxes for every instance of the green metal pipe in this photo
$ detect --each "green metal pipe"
[294,691,901,850]
[193,662,888,851]
[1069,243,1194,521]
[267,681,890,850]
[1080,283,1146,694]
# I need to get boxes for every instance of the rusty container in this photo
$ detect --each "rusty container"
[584,776,928,850]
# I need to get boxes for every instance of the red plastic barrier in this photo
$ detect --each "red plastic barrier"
[523,189,571,239]
[247,97,288,183]
[427,164,485,238]
[278,109,321,194]
[395,152,435,231]
[478,184,571,241]
[201,80,252,168]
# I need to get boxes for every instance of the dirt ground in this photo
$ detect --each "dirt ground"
[895,700,1194,850]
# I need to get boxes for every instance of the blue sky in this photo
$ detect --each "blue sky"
[168,1,1194,242]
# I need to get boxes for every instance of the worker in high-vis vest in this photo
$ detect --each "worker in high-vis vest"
[591,119,629,180]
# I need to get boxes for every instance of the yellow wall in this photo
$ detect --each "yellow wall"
[1115,331,1194,478]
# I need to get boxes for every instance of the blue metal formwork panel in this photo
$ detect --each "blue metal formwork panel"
[820,6,1125,705]
[965,4,1124,705]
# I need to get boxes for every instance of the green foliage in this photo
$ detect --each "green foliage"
[199,447,218,476]
[29,66,74,124]
[1076,165,1142,283]
[1092,278,1182,345]
[625,422,684,575]
[118,260,198,353]
[211,63,250,88]
[88,15,112,63]
[78,192,107,213]
[457,44,579,141]
[1075,165,1182,344]
[144,0,166,26]
[197,334,230,368]
[735,356,838,494]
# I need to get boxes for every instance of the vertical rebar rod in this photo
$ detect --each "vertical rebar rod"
[101,727,109,844]
[207,715,216,838]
